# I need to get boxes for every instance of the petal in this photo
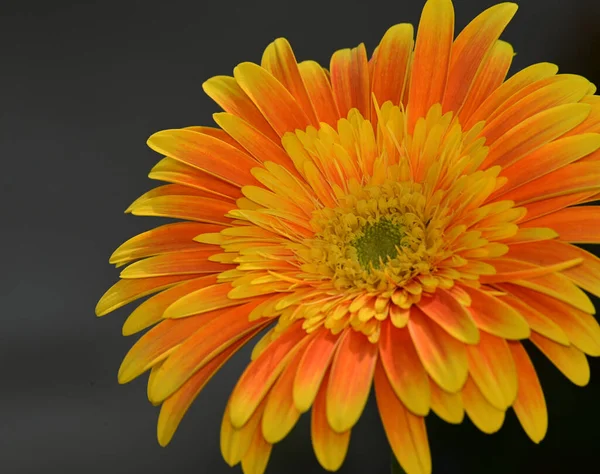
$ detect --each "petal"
[147,129,260,187]
[522,206,600,243]
[261,338,308,444]
[407,0,454,130]
[462,286,530,340]
[311,371,351,472]
[466,331,518,410]
[228,322,309,428]
[95,274,195,317]
[429,380,464,424]
[442,3,517,113]
[293,329,339,412]
[118,312,221,384]
[508,342,548,443]
[326,329,378,433]
[371,23,414,115]
[530,332,590,386]
[379,321,430,416]
[148,300,270,403]
[119,249,229,278]
[408,306,469,393]
[148,157,241,200]
[506,240,600,298]
[202,75,279,142]
[482,103,591,169]
[330,43,370,119]
[461,377,505,434]
[213,113,295,171]
[374,361,432,474]
[261,38,319,125]
[520,190,597,222]
[240,430,272,474]
[297,60,340,127]
[457,40,513,124]
[164,282,242,319]
[157,327,262,447]
[221,401,264,467]
[129,195,234,224]
[109,222,226,266]
[234,62,312,137]
[465,62,559,129]
[122,275,218,336]
[417,289,480,344]
[499,284,600,356]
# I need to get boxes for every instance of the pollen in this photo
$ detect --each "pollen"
[352,217,404,269]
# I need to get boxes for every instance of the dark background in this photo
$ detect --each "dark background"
[2,0,600,473]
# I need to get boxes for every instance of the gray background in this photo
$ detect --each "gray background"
[2,0,599,473]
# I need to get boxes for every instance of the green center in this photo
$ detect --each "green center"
[352,218,404,269]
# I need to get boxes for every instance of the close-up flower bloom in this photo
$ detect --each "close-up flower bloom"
[96,0,600,473]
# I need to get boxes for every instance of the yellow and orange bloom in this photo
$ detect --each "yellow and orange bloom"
[97,1,600,473]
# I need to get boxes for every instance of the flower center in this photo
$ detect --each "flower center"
[352,218,404,270]
[299,180,448,292]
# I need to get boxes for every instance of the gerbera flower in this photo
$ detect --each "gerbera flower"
[96,0,600,472]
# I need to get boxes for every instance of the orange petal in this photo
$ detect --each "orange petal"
[129,194,234,224]
[417,289,480,344]
[502,162,600,205]
[261,38,319,125]
[499,285,600,356]
[149,301,270,403]
[462,286,530,340]
[157,327,262,447]
[482,103,591,169]
[330,43,370,120]
[461,377,505,434]
[408,306,468,393]
[297,61,340,127]
[125,184,218,212]
[119,248,229,278]
[522,206,600,243]
[96,274,194,316]
[228,322,309,428]
[479,257,583,284]
[379,321,430,416]
[530,332,590,386]
[109,222,225,266]
[122,274,218,335]
[147,129,260,187]
[429,380,464,424]
[293,329,339,412]
[508,342,548,443]
[442,3,517,114]
[519,190,597,222]
[221,400,265,467]
[202,75,279,143]
[466,331,518,410]
[234,62,312,137]
[506,239,600,298]
[465,62,558,129]
[213,113,295,171]
[479,75,591,147]
[370,24,414,118]
[326,329,378,433]
[311,370,351,472]
[374,361,432,474]
[118,312,220,384]
[498,288,569,345]
[495,133,600,198]
[457,40,513,124]
[240,429,272,474]
[261,339,306,443]
[148,157,241,200]
[164,282,243,319]
[407,0,454,130]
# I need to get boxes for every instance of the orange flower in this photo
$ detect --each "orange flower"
[96,1,600,473]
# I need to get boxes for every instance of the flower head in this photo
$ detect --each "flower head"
[97,1,600,473]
